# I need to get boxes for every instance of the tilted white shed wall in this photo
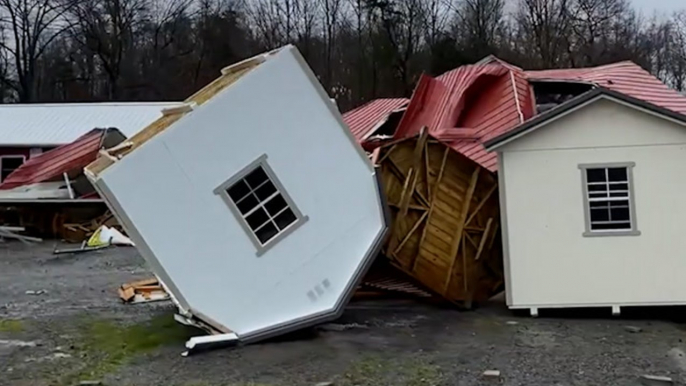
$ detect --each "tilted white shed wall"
[98,48,384,338]
[500,98,686,308]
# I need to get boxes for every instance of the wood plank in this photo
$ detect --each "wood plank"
[444,167,480,292]
[424,141,431,198]
[392,211,429,256]
[474,218,493,261]
[488,222,500,251]
[425,223,456,246]
[386,157,430,207]
[465,184,497,227]
[464,232,478,249]
[412,146,450,272]
[377,144,398,164]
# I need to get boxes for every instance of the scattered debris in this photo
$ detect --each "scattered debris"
[119,278,170,304]
[53,241,111,255]
[667,348,686,372]
[0,226,42,244]
[482,370,501,378]
[640,374,673,386]
[87,225,133,247]
[0,339,38,348]
[25,289,46,295]
[625,325,642,333]
[314,382,334,386]
[318,323,368,332]
[183,333,239,357]
[506,321,519,326]
[61,211,121,243]
[79,380,104,386]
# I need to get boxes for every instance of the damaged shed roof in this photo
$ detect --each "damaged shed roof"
[342,98,409,141]
[345,58,686,171]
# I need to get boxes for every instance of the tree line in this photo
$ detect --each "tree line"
[0,0,684,111]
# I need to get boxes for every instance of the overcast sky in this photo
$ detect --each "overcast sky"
[632,0,685,15]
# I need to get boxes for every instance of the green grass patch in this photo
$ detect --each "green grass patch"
[0,318,24,333]
[340,355,443,386]
[60,312,196,384]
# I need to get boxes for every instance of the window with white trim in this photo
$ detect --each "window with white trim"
[582,163,638,235]
[225,164,299,246]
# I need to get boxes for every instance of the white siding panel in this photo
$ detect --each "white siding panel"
[502,98,686,308]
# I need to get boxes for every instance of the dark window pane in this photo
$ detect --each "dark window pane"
[246,207,270,230]
[255,181,277,201]
[588,184,607,192]
[608,167,627,182]
[587,168,606,183]
[227,180,250,202]
[592,222,631,230]
[265,194,287,216]
[610,207,630,222]
[610,200,630,208]
[590,208,610,222]
[589,192,608,198]
[610,191,629,198]
[256,222,279,244]
[274,209,297,230]
[590,201,609,208]
[236,194,259,214]
[609,183,628,191]
[245,167,268,189]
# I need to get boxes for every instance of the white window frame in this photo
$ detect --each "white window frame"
[214,154,308,256]
[579,162,640,237]
[0,155,26,182]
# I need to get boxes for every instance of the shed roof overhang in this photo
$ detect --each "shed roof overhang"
[484,87,686,152]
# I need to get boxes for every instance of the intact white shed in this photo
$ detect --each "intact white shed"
[85,45,388,342]
[485,88,686,316]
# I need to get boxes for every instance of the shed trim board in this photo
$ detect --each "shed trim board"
[496,154,513,306]
[484,87,686,152]
[578,162,640,238]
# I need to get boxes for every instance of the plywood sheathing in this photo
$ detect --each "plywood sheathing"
[377,133,503,306]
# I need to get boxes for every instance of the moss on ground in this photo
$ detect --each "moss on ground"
[340,355,443,386]
[59,312,196,385]
[0,318,24,333]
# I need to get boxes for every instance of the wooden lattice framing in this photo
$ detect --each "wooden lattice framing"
[377,131,504,305]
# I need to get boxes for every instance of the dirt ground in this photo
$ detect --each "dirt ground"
[1,242,686,386]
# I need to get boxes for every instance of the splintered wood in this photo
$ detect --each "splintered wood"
[377,133,503,306]
[119,278,170,304]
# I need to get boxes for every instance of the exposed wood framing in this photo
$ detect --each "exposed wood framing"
[392,211,429,256]
[474,218,493,261]
[444,167,479,292]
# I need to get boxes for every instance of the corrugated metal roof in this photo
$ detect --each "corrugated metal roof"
[0,102,181,146]
[526,61,686,115]
[343,98,409,141]
[394,60,533,171]
[0,128,120,190]
[390,59,686,171]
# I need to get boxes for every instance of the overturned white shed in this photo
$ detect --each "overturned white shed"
[85,45,388,343]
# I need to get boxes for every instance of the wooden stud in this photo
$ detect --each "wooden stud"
[424,141,431,198]
[465,184,497,227]
[386,157,430,207]
[487,222,500,251]
[377,144,398,164]
[398,128,429,216]
[389,203,428,211]
[444,167,480,292]
[412,146,450,272]
[392,211,429,256]
[474,218,493,261]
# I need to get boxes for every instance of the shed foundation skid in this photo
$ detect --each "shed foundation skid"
[376,133,503,306]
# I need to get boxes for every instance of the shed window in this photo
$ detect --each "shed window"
[580,163,639,237]
[0,156,25,182]
[215,155,307,254]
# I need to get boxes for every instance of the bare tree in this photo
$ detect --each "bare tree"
[516,0,572,68]
[454,0,506,60]
[0,0,74,101]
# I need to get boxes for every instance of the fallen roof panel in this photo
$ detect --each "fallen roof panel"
[343,98,409,141]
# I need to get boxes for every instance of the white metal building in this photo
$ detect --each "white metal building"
[85,45,388,343]
[485,88,686,316]
[0,102,180,181]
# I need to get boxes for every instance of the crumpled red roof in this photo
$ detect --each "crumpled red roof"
[362,58,686,171]
[526,61,686,115]
[394,59,535,170]
[0,128,120,190]
[343,98,409,141]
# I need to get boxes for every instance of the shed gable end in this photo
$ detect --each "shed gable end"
[500,98,686,153]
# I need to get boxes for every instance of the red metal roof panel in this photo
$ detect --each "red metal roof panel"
[342,98,409,141]
[0,128,115,190]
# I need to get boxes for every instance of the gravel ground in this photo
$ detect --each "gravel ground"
[1,242,685,386]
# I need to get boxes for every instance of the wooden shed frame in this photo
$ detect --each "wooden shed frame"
[376,130,504,305]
